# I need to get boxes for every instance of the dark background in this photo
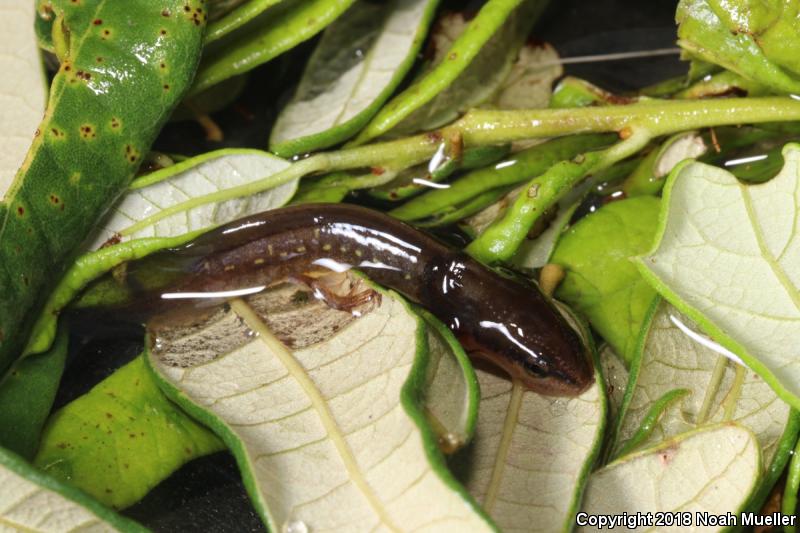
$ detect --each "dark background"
[60,1,683,530]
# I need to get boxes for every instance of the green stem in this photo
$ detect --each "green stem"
[614,388,691,459]
[121,97,800,238]
[466,129,651,263]
[721,364,745,421]
[782,434,800,533]
[696,355,729,425]
[452,96,800,142]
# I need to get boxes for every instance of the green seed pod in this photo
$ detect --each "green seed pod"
[0,1,206,369]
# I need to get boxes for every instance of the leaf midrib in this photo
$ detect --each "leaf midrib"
[229,298,401,532]
[740,183,800,316]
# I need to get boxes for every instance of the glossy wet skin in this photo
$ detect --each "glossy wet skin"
[146,203,594,396]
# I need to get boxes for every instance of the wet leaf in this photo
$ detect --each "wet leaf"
[637,143,800,409]
[551,196,662,364]
[34,355,223,509]
[616,301,793,467]
[353,0,547,144]
[270,0,439,157]
[676,0,800,94]
[148,277,492,531]
[88,149,297,249]
[192,0,355,94]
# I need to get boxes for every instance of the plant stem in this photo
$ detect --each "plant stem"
[122,97,800,238]
[450,96,800,143]
[465,129,651,263]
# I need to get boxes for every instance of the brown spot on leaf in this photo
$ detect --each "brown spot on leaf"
[93,19,102,25]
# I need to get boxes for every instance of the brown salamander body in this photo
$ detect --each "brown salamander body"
[137,203,593,396]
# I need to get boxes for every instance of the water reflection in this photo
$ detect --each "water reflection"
[668,313,745,367]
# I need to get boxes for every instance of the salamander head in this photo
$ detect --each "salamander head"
[425,254,594,396]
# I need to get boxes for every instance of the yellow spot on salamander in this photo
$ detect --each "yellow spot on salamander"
[224,265,235,272]
[296,246,306,253]
[254,258,265,265]
[322,243,332,251]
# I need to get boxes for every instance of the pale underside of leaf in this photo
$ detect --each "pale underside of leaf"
[87,150,296,249]
[581,424,760,532]
[270,0,434,153]
[638,145,800,408]
[454,368,604,533]
[149,279,491,533]
[511,182,590,270]
[0,1,47,197]
[618,301,790,466]
[392,11,523,135]
[419,310,476,450]
[488,43,563,110]
[0,453,124,533]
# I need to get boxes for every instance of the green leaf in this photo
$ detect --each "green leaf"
[0,321,67,459]
[551,196,662,364]
[269,0,439,157]
[617,301,794,468]
[192,0,355,95]
[452,309,605,533]
[581,424,761,524]
[636,143,800,410]
[0,1,47,197]
[352,0,546,144]
[89,149,297,248]
[416,307,480,451]
[0,0,206,372]
[148,276,493,531]
[206,0,283,43]
[34,355,224,510]
[27,149,297,356]
[0,446,145,532]
[676,0,800,94]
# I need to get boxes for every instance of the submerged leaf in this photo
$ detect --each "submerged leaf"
[148,278,492,531]
[637,143,800,409]
[34,356,223,509]
[270,0,439,157]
